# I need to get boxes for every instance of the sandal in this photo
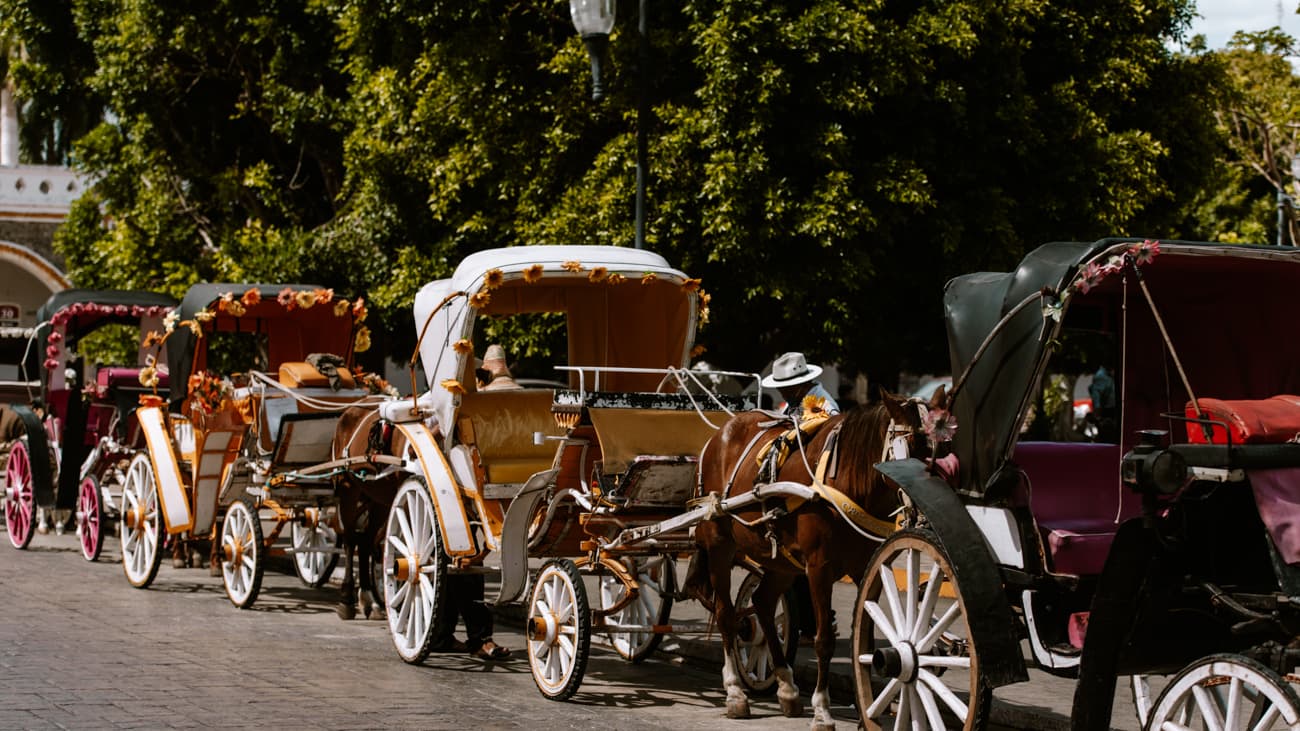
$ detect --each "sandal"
[471,641,512,660]
[433,638,469,653]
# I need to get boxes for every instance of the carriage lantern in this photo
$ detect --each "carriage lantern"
[570,0,615,101]
[1120,429,1187,495]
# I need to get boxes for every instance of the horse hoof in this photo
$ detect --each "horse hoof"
[208,563,221,577]
[725,699,751,719]
[336,604,357,621]
[780,697,805,718]
[172,557,187,569]
[366,607,386,621]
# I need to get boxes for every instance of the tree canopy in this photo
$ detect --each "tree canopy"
[1,0,1240,383]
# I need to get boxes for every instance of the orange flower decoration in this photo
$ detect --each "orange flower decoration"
[315,288,334,304]
[453,339,473,355]
[641,272,658,285]
[333,299,350,317]
[353,325,372,353]
[469,291,491,309]
[588,266,609,283]
[561,260,582,272]
[352,297,367,321]
[801,395,828,418]
[142,331,164,348]
[241,288,261,307]
[224,300,246,317]
[682,278,702,293]
[523,264,544,283]
[277,287,296,309]
[700,291,712,306]
[699,306,711,325]
[295,290,317,309]
[194,310,215,323]
[440,378,466,395]
[483,268,505,291]
[690,344,707,358]
[607,273,626,285]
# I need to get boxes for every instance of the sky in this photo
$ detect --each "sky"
[1189,0,1300,48]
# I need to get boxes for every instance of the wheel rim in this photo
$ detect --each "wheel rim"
[4,440,34,548]
[734,570,793,693]
[1147,654,1300,730]
[120,455,160,585]
[599,556,670,661]
[384,482,440,661]
[221,502,259,605]
[291,509,338,586]
[855,533,981,730]
[77,476,101,560]
[529,562,585,696]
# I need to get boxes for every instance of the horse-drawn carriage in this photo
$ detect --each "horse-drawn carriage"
[124,283,387,605]
[362,246,837,700]
[2,289,175,560]
[857,239,1300,729]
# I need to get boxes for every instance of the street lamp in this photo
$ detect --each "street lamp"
[571,0,648,250]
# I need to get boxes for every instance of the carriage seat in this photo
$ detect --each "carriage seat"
[1013,441,1136,576]
[278,361,356,390]
[456,389,564,484]
[1185,395,1300,445]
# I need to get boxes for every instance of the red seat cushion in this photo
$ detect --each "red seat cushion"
[1013,442,1137,576]
[1186,395,1300,445]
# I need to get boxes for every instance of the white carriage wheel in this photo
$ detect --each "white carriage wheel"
[527,558,591,701]
[733,567,797,696]
[853,529,989,730]
[291,508,340,588]
[1145,653,1300,730]
[598,555,675,663]
[120,453,164,589]
[220,500,264,609]
[383,478,445,664]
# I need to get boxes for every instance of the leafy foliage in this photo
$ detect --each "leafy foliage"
[8,0,1236,384]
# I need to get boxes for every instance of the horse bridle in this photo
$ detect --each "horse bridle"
[881,398,929,463]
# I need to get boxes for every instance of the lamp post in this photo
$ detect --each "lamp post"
[571,0,648,250]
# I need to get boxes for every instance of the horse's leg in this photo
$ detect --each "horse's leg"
[335,487,359,620]
[698,521,749,719]
[752,570,803,718]
[805,553,837,731]
[358,504,384,620]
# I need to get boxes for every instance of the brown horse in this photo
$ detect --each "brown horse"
[689,388,945,730]
[331,405,402,620]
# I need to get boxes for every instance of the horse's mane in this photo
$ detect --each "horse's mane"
[825,402,892,505]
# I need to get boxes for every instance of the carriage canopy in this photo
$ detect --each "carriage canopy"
[413,245,699,437]
[32,289,177,393]
[166,283,358,406]
[946,238,1300,496]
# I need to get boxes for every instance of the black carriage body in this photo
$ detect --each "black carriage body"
[884,239,1300,701]
[31,289,177,510]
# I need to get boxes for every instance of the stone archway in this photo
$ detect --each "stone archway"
[0,240,70,327]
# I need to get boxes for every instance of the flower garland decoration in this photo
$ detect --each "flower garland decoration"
[923,408,958,442]
[483,268,505,291]
[588,266,609,283]
[440,378,466,395]
[1044,240,1160,323]
[187,370,235,415]
[453,339,474,355]
[523,264,544,283]
[641,272,658,285]
[42,303,173,372]
[561,260,582,272]
[353,367,399,397]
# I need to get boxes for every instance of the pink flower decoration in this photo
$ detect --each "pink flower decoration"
[1076,261,1106,294]
[46,345,59,358]
[46,331,62,344]
[115,305,130,316]
[43,358,58,370]
[1131,239,1160,266]
[923,409,958,442]
[50,312,67,327]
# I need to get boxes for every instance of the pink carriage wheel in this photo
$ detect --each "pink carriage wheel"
[4,439,35,549]
[77,475,105,561]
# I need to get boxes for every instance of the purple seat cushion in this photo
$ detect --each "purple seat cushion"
[1013,442,1138,576]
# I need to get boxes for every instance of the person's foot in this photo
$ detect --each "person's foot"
[471,640,511,660]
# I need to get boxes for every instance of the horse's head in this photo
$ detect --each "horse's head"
[880,384,953,462]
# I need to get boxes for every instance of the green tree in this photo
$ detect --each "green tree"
[20,0,1231,384]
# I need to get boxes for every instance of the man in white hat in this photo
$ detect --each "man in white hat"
[761,351,840,418]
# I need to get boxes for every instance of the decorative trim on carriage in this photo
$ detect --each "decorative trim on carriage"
[136,405,193,534]
[391,421,477,557]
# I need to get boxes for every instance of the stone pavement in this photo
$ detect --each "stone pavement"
[0,522,1145,729]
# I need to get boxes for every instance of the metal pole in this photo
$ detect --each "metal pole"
[1278,184,1286,246]
[635,0,648,249]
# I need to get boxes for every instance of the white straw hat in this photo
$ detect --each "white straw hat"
[760,352,823,389]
